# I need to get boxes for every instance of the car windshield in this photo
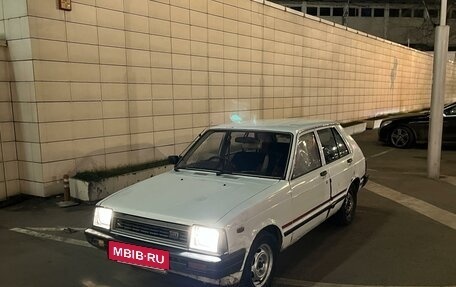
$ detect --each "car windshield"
[176,130,292,179]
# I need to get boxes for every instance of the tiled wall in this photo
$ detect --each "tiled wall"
[1,1,20,200]
[2,0,33,199]
[0,46,20,200]
[1,0,456,197]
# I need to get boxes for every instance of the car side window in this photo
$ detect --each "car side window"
[332,129,350,158]
[292,132,322,179]
[317,128,340,164]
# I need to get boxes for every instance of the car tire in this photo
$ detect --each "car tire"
[334,188,357,226]
[389,126,415,148]
[239,232,279,287]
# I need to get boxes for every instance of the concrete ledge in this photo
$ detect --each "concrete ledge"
[320,18,335,26]
[285,7,304,16]
[264,0,284,10]
[69,165,173,202]
[342,122,367,135]
[365,119,383,129]
[334,23,347,30]
[304,13,320,22]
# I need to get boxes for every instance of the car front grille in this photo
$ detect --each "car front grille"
[112,213,189,248]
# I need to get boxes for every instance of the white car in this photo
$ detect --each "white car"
[85,119,368,287]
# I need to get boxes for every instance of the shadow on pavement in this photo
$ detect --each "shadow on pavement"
[275,202,390,283]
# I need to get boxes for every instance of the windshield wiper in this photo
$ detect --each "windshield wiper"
[215,154,234,176]
[215,169,232,176]
[174,164,189,172]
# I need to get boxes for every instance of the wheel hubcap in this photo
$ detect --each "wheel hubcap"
[391,128,409,147]
[251,244,273,286]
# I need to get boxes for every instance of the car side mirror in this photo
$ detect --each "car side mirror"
[168,155,180,165]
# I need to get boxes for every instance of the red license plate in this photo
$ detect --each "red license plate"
[108,241,170,270]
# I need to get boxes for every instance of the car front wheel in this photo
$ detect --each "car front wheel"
[389,126,414,148]
[239,232,278,287]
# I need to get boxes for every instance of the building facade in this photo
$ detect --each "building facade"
[272,0,456,51]
[1,0,456,200]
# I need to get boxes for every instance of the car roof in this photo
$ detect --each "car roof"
[211,118,338,134]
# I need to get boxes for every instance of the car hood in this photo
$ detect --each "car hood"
[99,170,278,227]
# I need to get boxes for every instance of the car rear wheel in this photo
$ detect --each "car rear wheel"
[389,126,415,148]
[239,232,278,287]
[334,189,357,226]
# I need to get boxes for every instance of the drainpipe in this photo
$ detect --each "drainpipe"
[343,0,350,26]
[0,129,6,199]
[384,3,389,39]
[1,0,6,47]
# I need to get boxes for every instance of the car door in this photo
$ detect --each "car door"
[288,131,331,243]
[316,127,354,217]
[443,104,456,142]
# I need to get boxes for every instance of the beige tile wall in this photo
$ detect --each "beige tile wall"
[1,0,30,198]
[0,45,20,200]
[1,0,456,197]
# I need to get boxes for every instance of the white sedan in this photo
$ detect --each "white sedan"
[85,119,368,287]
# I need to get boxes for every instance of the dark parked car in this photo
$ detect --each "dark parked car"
[379,102,456,148]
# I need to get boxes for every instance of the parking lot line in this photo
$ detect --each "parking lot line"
[367,149,393,159]
[275,277,456,287]
[365,181,456,231]
[10,227,93,248]
[81,279,111,287]
[441,176,456,187]
[25,227,86,232]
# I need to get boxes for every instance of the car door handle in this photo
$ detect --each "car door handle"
[347,158,353,164]
[320,170,327,177]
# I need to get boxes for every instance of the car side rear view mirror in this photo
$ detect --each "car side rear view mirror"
[168,155,180,165]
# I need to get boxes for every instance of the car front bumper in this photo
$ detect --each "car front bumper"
[85,228,245,284]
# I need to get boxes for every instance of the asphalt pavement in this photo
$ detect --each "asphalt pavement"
[0,129,455,287]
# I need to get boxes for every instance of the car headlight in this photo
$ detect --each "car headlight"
[380,120,392,128]
[93,207,113,230]
[190,225,227,254]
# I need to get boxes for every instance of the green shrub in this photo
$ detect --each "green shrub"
[73,159,170,182]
